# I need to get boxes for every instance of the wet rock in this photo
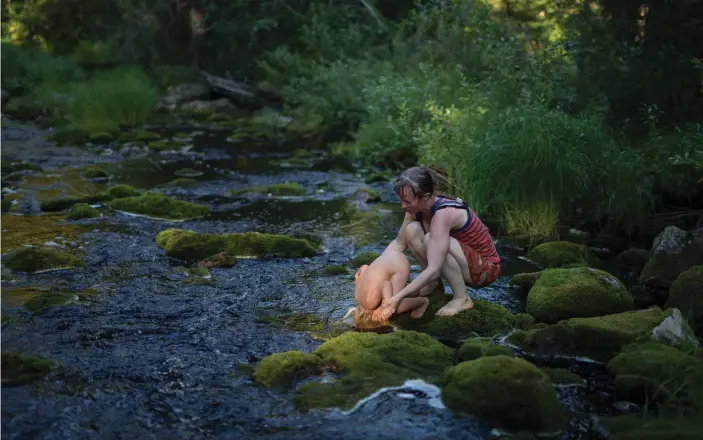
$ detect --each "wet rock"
[67,203,100,220]
[197,252,237,268]
[509,271,542,294]
[441,356,564,432]
[615,248,651,269]
[24,291,77,314]
[157,177,200,188]
[174,168,204,178]
[664,266,703,338]
[253,351,324,388]
[118,130,161,142]
[289,331,453,411]
[147,140,190,152]
[155,228,319,261]
[108,192,208,220]
[514,313,536,330]
[607,342,703,410]
[228,183,305,196]
[526,241,597,268]
[457,338,514,361]
[3,246,83,273]
[14,192,41,215]
[80,166,109,181]
[507,307,697,362]
[526,267,632,323]
[158,82,211,110]
[639,229,703,291]
[1,352,53,386]
[539,367,585,386]
[89,132,114,144]
[350,251,381,267]
[180,98,234,113]
[392,294,516,340]
[39,184,140,212]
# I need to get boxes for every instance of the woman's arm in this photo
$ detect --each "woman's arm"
[382,210,453,309]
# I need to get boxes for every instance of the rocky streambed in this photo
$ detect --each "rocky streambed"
[2,113,703,440]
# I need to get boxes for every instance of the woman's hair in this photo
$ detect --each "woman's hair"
[393,166,452,199]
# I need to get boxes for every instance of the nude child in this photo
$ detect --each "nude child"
[345,241,430,327]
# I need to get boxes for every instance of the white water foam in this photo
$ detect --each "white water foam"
[333,379,445,416]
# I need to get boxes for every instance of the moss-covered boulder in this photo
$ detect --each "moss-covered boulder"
[105,184,140,199]
[507,308,697,362]
[66,203,100,220]
[293,331,453,412]
[616,248,652,269]
[441,356,564,432]
[639,232,703,290]
[252,351,324,388]
[392,294,516,340]
[155,228,319,261]
[458,338,514,361]
[607,342,703,411]
[321,265,349,276]
[526,241,596,268]
[510,271,542,294]
[3,247,83,273]
[1,352,53,386]
[526,267,633,323]
[664,266,703,338]
[80,166,109,180]
[89,132,113,144]
[350,251,381,267]
[108,192,207,220]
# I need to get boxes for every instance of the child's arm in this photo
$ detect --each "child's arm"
[371,281,393,321]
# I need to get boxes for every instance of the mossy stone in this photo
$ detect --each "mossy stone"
[458,338,514,361]
[526,267,633,323]
[229,183,305,196]
[526,241,596,268]
[293,331,453,412]
[1,160,42,175]
[1,214,87,252]
[105,184,140,199]
[39,184,139,212]
[1,352,53,386]
[173,168,204,178]
[392,295,516,340]
[510,271,542,294]
[119,130,161,142]
[321,265,349,276]
[108,192,208,220]
[89,132,113,144]
[155,228,319,260]
[498,234,549,251]
[197,252,237,268]
[607,342,703,410]
[664,266,703,338]
[158,178,199,188]
[364,172,390,184]
[4,247,83,273]
[440,356,565,432]
[80,166,109,180]
[24,291,76,314]
[147,140,186,152]
[47,125,89,146]
[638,238,703,288]
[252,351,324,388]
[506,308,693,362]
[356,188,380,203]
[66,203,100,220]
[350,251,381,267]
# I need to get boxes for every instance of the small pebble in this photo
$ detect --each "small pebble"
[44,241,58,246]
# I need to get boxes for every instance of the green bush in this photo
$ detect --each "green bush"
[1,43,85,95]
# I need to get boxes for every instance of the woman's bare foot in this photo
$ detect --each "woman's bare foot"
[419,280,443,296]
[410,298,430,319]
[435,297,474,316]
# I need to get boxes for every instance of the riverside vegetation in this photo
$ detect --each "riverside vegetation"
[2,1,702,439]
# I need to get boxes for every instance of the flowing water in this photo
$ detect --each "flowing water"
[1,124,626,439]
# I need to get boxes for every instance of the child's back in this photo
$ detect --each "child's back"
[354,243,410,311]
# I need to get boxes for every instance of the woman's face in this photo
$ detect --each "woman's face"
[398,188,429,216]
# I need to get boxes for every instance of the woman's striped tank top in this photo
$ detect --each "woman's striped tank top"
[415,196,500,263]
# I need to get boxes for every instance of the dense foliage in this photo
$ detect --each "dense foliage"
[2,0,702,236]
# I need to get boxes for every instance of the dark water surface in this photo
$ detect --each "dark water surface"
[1,123,621,440]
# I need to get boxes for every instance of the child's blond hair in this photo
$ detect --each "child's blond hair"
[342,306,390,329]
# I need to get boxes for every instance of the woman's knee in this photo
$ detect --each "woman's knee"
[405,221,424,240]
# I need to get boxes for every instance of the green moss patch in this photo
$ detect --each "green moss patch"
[320,265,349,276]
[1,352,53,386]
[157,178,200,188]
[228,183,305,196]
[458,338,514,361]
[526,267,632,323]
[507,308,694,362]
[607,342,703,412]
[108,192,208,220]
[253,351,324,388]
[665,266,703,338]
[293,331,453,412]
[392,295,516,340]
[147,140,187,152]
[24,291,77,314]
[1,214,88,252]
[38,184,140,212]
[441,356,564,432]
[4,247,83,273]
[350,251,381,267]
[256,311,345,341]
[66,203,100,220]
[526,241,596,268]
[540,367,585,386]
[615,248,652,269]
[155,228,319,260]
[80,166,109,180]
[510,271,542,294]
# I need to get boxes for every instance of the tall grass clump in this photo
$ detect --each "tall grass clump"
[415,100,649,234]
[60,67,158,133]
[1,42,85,94]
